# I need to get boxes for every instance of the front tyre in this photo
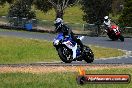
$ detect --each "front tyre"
[119,35,124,42]
[83,46,94,63]
[57,46,73,63]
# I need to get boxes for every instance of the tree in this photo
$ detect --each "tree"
[81,0,112,24]
[8,0,36,26]
[119,0,132,27]
[33,0,52,13]
[112,0,124,16]
[81,0,112,36]
[0,0,14,5]
[34,0,80,19]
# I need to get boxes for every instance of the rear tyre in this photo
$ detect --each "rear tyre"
[119,35,124,42]
[83,46,94,63]
[57,46,72,63]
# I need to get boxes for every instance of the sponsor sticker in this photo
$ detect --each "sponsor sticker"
[77,67,131,84]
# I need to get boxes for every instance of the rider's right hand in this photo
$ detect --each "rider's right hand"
[105,30,108,33]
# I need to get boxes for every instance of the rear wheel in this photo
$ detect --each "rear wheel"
[57,46,73,63]
[119,35,124,42]
[83,46,94,63]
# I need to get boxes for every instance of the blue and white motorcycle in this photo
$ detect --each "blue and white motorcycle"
[53,33,94,63]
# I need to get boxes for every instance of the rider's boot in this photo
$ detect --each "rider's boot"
[77,40,84,55]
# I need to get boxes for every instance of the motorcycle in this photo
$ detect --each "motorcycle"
[53,33,94,63]
[107,25,124,42]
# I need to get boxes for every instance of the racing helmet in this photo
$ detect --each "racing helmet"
[104,16,109,22]
[54,18,63,30]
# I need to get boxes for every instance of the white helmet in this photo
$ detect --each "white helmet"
[104,16,109,22]
[54,18,63,31]
[104,16,109,20]
[54,18,63,24]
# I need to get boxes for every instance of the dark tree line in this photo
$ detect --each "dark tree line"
[81,0,112,24]
[111,0,125,16]
[8,0,35,20]
[119,0,132,27]
[0,0,14,5]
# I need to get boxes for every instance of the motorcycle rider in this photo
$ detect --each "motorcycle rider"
[103,16,120,33]
[54,18,84,54]
[103,16,111,32]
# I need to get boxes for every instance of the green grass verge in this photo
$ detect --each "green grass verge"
[0,35,125,64]
[91,46,125,59]
[0,68,131,88]
[0,36,59,64]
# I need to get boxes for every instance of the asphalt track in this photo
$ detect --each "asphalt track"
[0,30,132,64]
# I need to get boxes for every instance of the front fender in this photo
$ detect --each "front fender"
[53,44,60,50]
[54,44,72,53]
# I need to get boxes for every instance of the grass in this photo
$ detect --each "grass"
[0,36,59,64]
[0,68,131,88]
[90,46,125,59]
[0,35,125,64]
[63,5,84,23]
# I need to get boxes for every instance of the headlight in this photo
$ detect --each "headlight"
[54,40,60,45]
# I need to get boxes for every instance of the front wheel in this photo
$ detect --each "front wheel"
[57,46,73,63]
[119,35,124,42]
[83,46,94,63]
